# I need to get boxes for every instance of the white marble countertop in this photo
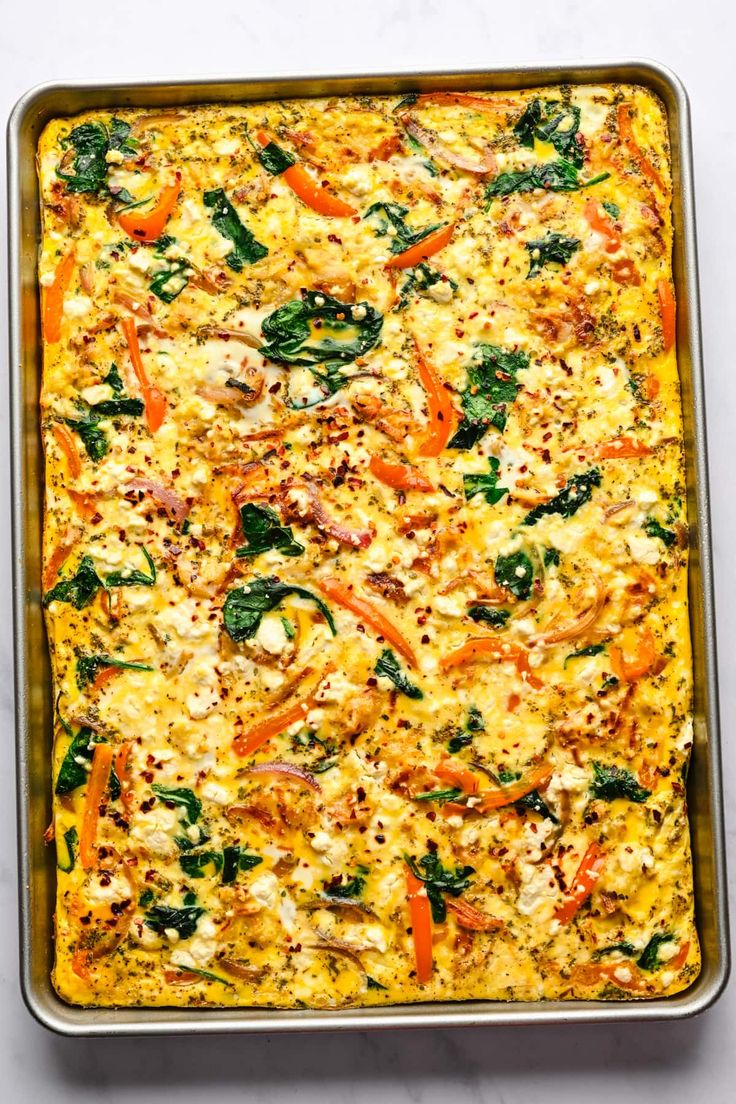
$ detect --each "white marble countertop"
[1,1,733,1099]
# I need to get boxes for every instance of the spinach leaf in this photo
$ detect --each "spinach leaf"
[447,732,473,753]
[58,122,107,194]
[256,139,296,175]
[104,363,125,394]
[55,726,104,794]
[536,104,583,165]
[486,159,579,200]
[259,291,383,368]
[525,231,581,278]
[91,398,145,417]
[466,706,485,731]
[222,576,336,642]
[463,456,508,505]
[58,118,136,195]
[494,550,534,601]
[56,826,79,873]
[65,382,143,461]
[324,868,368,898]
[414,788,464,804]
[593,942,637,960]
[513,99,544,148]
[144,904,204,940]
[523,468,601,525]
[65,417,109,462]
[76,653,154,689]
[152,784,202,824]
[564,643,604,669]
[637,933,675,971]
[515,790,559,823]
[448,344,530,449]
[105,547,156,588]
[590,762,650,803]
[468,606,510,629]
[644,517,676,548]
[497,767,557,821]
[512,99,584,166]
[44,556,103,609]
[203,188,268,270]
[180,847,261,884]
[366,976,388,990]
[543,547,560,568]
[180,850,223,879]
[374,648,423,699]
[447,706,484,753]
[236,503,304,559]
[364,201,444,255]
[603,200,620,219]
[149,260,190,303]
[395,263,455,311]
[405,853,474,923]
[224,845,263,882]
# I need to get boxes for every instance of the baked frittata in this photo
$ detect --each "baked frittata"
[38,83,699,1008]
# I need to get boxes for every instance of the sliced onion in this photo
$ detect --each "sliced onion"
[219,958,267,981]
[304,896,378,919]
[245,760,322,792]
[529,581,606,646]
[125,477,188,525]
[197,324,261,348]
[197,385,244,405]
[306,934,367,975]
[402,114,497,175]
[302,481,375,549]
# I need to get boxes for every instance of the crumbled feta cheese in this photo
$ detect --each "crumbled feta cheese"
[200,780,229,805]
[255,615,290,656]
[249,871,279,910]
[63,295,93,318]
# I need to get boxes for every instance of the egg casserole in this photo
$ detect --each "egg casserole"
[38,83,699,1008]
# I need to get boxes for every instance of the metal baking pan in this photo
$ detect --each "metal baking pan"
[8,58,729,1036]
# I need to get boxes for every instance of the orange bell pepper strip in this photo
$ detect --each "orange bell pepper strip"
[435,759,480,795]
[316,577,417,666]
[610,257,641,285]
[476,763,553,813]
[584,199,621,253]
[657,278,676,351]
[71,948,92,982]
[233,695,315,758]
[255,132,357,217]
[413,341,455,457]
[67,489,98,521]
[385,222,455,270]
[415,92,516,112]
[121,317,167,431]
[369,454,434,492]
[114,742,135,813]
[593,435,651,460]
[118,173,181,243]
[554,841,606,924]
[406,865,433,984]
[92,666,123,693]
[43,532,81,591]
[446,898,503,932]
[440,637,543,690]
[667,940,691,973]
[609,628,658,682]
[79,743,114,870]
[617,104,664,192]
[43,247,76,344]
[52,422,82,479]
